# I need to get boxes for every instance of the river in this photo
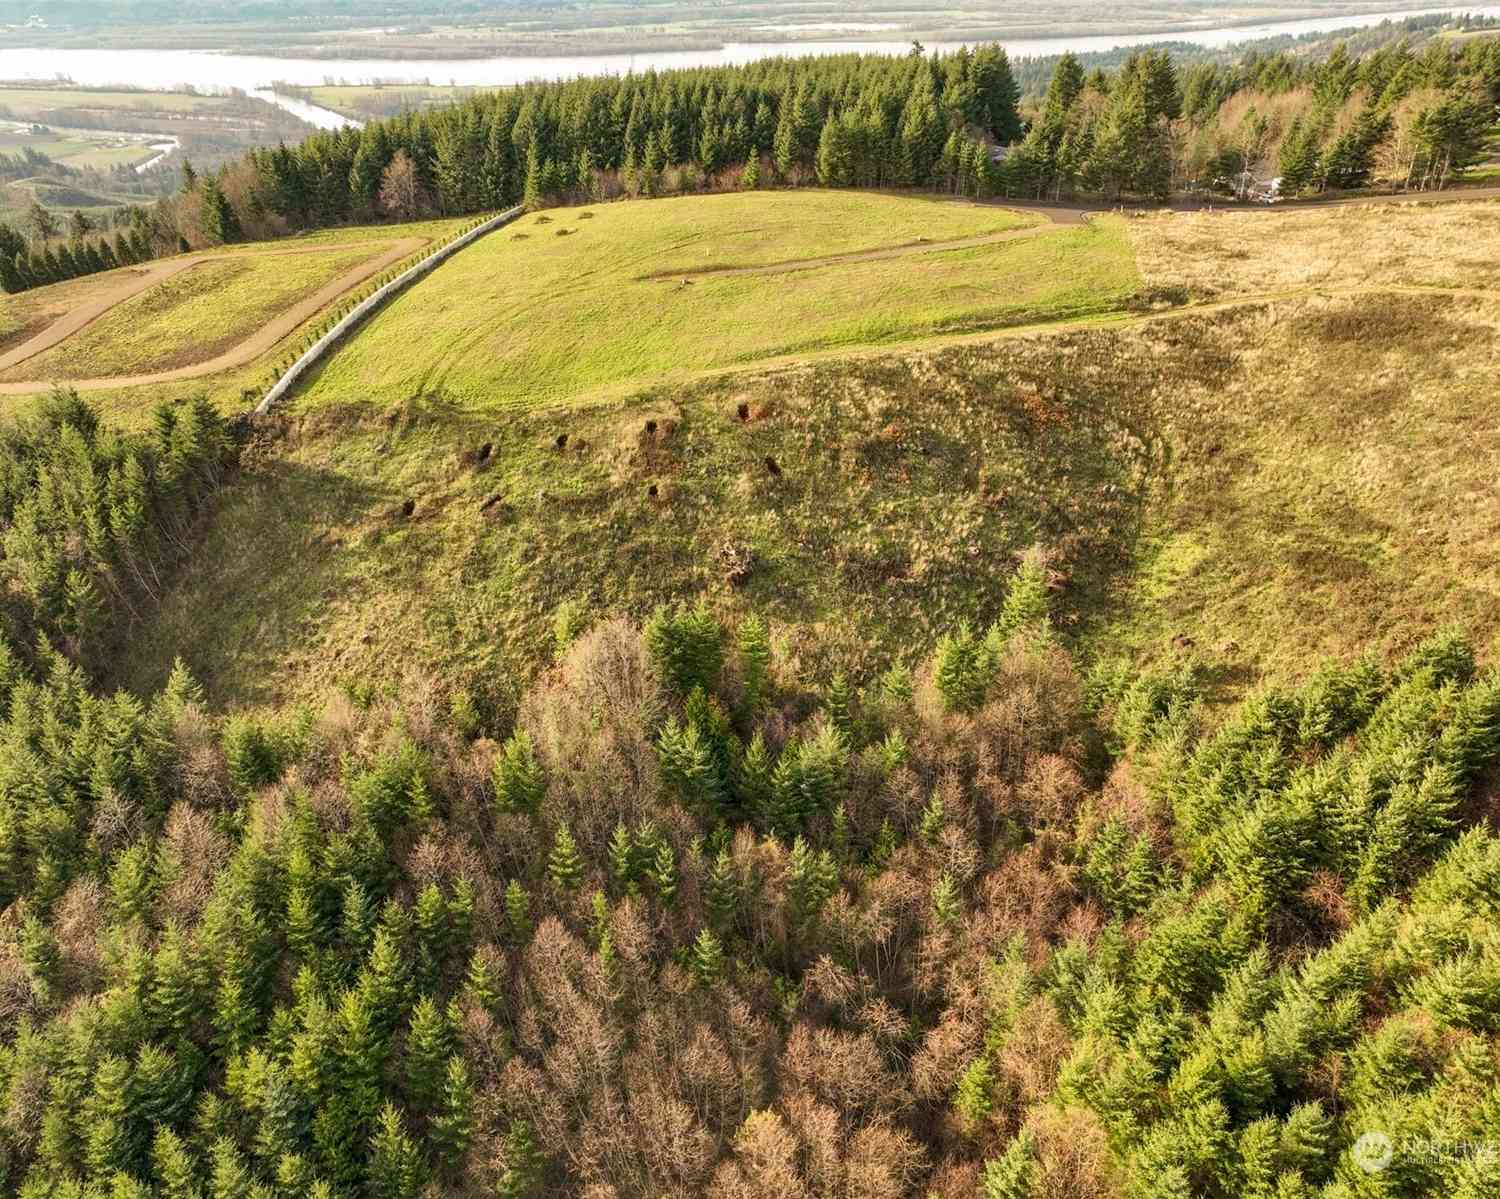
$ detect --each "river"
[3,4,1498,132]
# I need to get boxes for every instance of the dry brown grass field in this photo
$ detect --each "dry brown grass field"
[1127,197,1500,298]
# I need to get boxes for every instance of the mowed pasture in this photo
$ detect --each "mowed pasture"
[298,190,1135,412]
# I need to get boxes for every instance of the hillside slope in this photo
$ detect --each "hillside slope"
[110,198,1500,712]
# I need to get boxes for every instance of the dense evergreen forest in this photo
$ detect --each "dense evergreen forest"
[0,393,1499,1196]
[3,30,1498,295]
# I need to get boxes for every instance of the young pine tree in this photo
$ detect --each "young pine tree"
[496,1119,545,1199]
[954,1056,995,1129]
[645,600,724,697]
[548,822,584,892]
[736,613,772,718]
[429,1054,475,1172]
[690,927,727,987]
[647,839,678,907]
[199,178,242,245]
[981,1130,1039,1199]
[505,879,533,942]
[493,730,545,814]
[367,1103,424,1199]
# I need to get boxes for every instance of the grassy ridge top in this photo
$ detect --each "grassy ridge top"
[297,191,1130,413]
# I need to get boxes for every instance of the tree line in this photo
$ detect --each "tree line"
[3,32,1498,296]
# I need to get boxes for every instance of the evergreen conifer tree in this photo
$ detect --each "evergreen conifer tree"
[548,822,584,891]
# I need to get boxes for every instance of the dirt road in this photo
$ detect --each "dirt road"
[0,236,427,395]
[648,221,1059,283]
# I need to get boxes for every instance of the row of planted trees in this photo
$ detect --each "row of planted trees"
[2,427,1500,1199]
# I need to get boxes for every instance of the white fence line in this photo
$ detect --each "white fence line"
[255,205,524,415]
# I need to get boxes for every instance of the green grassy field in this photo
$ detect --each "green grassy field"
[0,129,157,171]
[0,245,386,382]
[297,191,1127,412]
[0,88,233,115]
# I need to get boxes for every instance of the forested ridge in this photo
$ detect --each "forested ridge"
[0,397,1497,1196]
[4,29,1498,295]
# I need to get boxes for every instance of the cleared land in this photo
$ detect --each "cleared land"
[0,218,470,394]
[110,197,1500,711]
[1,245,384,381]
[1129,197,1500,298]
[296,191,1123,411]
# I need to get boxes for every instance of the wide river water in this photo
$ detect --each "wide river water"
[3,4,1498,130]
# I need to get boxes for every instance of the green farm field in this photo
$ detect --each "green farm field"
[297,191,1128,412]
[296,84,483,121]
[0,128,156,171]
[0,88,234,116]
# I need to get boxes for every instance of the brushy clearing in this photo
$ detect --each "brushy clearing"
[51,195,1500,711]
[1127,197,1500,299]
[120,282,1500,713]
[1099,288,1500,688]
[118,325,1168,710]
[296,191,1124,413]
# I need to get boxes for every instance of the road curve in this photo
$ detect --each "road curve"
[0,236,428,395]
